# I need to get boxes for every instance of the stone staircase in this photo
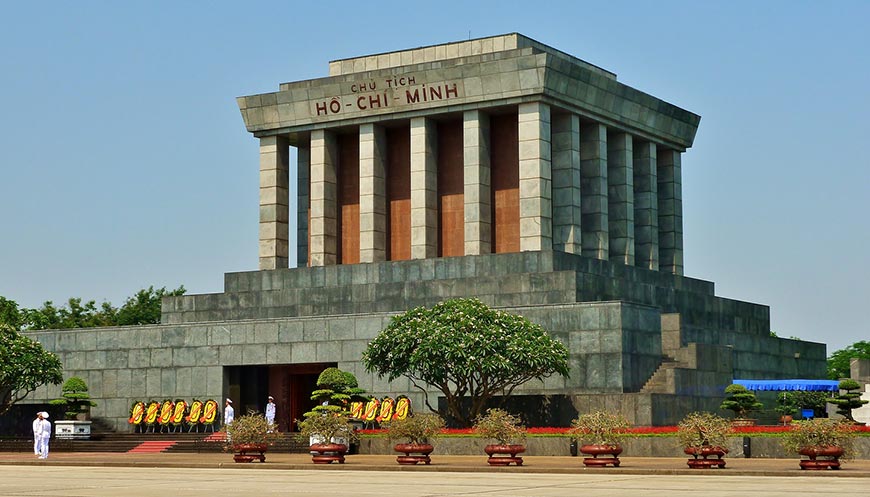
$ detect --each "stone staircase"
[641,356,687,393]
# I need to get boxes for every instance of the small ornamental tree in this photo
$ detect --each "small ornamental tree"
[305,367,367,418]
[827,379,869,422]
[49,377,97,420]
[362,298,570,427]
[0,325,63,416]
[719,384,763,419]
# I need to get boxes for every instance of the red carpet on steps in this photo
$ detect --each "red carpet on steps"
[127,441,177,453]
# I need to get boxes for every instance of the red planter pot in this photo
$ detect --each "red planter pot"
[684,446,728,469]
[580,444,622,467]
[799,446,844,470]
[310,443,348,464]
[730,418,757,428]
[484,444,525,466]
[394,443,434,465]
[232,443,267,463]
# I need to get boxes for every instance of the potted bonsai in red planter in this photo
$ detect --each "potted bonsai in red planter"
[781,418,856,470]
[569,410,631,467]
[297,413,356,464]
[223,411,281,463]
[719,384,763,427]
[473,408,527,466]
[384,413,445,465]
[677,411,732,469]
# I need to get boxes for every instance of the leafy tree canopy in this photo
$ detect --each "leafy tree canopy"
[0,325,63,415]
[362,298,570,427]
[0,285,186,331]
[827,341,870,380]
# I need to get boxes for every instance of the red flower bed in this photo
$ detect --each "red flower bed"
[358,424,870,436]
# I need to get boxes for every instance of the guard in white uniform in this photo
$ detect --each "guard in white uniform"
[265,396,276,426]
[32,412,44,457]
[223,399,234,442]
[37,412,51,459]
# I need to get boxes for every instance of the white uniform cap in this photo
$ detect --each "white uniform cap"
[41,412,49,419]
[226,398,233,403]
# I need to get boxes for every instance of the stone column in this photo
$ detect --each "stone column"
[607,132,634,265]
[309,129,338,266]
[259,135,289,270]
[518,102,552,252]
[580,122,608,260]
[658,149,683,275]
[551,113,582,255]
[633,141,658,270]
[410,117,438,259]
[359,124,387,263]
[297,142,310,267]
[463,110,491,255]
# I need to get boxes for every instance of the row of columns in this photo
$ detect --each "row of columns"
[258,102,683,275]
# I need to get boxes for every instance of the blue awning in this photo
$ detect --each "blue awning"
[733,379,839,392]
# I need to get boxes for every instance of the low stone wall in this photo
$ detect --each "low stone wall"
[359,436,870,459]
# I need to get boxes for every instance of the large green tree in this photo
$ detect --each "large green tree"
[827,341,870,379]
[114,285,186,325]
[362,298,570,427]
[2,285,186,331]
[0,325,63,415]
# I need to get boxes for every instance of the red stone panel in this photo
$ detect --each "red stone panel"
[338,133,360,265]
[387,126,411,261]
[491,113,520,253]
[437,120,464,257]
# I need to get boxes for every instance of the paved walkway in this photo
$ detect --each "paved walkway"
[1,451,870,476]
[0,461,868,497]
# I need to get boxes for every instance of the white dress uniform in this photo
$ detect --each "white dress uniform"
[38,413,51,459]
[265,399,276,425]
[32,416,43,456]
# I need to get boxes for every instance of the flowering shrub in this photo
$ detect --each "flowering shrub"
[781,418,858,458]
[569,411,632,446]
[473,408,527,445]
[677,412,732,449]
[383,413,445,444]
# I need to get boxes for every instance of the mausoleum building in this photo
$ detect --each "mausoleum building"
[24,34,826,430]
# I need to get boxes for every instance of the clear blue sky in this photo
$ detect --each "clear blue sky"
[1,1,867,353]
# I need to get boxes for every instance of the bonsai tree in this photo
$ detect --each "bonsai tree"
[569,410,631,447]
[677,411,731,451]
[363,298,570,427]
[49,377,97,420]
[719,384,763,419]
[383,413,445,445]
[223,411,281,448]
[775,392,799,420]
[827,379,869,423]
[473,408,527,446]
[297,413,357,446]
[307,367,367,417]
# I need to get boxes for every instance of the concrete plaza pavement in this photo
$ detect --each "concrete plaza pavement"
[1,452,869,496]
[0,463,868,497]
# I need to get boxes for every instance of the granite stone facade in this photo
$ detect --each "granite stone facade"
[22,34,827,430]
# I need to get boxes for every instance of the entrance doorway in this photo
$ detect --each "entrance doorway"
[225,362,335,432]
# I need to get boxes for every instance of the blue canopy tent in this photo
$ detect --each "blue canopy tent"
[733,379,838,420]
[733,379,839,392]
